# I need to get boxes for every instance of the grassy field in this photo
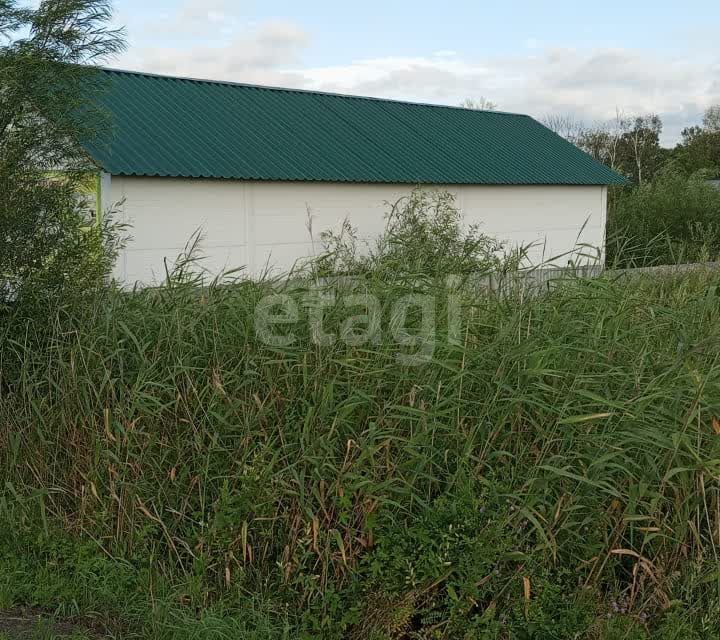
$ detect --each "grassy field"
[2,192,720,638]
[2,263,720,639]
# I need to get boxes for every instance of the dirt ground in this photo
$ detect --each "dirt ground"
[0,607,111,638]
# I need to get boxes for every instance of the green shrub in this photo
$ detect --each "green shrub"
[607,169,720,267]
[315,189,514,278]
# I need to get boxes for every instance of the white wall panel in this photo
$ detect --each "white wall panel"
[108,177,607,285]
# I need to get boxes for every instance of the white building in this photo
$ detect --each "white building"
[83,69,625,284]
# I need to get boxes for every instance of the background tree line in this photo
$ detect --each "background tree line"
[543,107,720,267]
[543,107,720,184]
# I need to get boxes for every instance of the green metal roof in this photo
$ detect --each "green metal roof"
[83,68,626,185]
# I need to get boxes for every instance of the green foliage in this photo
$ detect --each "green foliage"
[2,206,720,637]
[0,526,140,616]
[316,189,512,278]
[675,126,720,177]
[614,115,666,185]
[551,106,719,185]
[546,111,669,184]
[606,169,720,267]
[0,0,125,315]
[0,522,291,639]
[592,104,720,267]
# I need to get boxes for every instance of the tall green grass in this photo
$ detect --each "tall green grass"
[606,170,720,268]
[2,194,720,638]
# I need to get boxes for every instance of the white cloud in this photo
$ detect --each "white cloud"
[160,0,235,36]
[118,20,310,85]
[302,56,496,97]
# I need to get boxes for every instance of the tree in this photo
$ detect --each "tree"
[675,125,720,176]
[595,109,629,172]
[669,105,720,178]
[703,105,720,133]
[0,0,125,308]
[460,97,498,111]
[544,109,629,173]
[612,114,664,184]
[541,114,586,146]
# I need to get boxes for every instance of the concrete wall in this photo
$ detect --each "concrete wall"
[107,176,607,285]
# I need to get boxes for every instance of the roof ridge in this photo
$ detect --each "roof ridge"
[98,66,531,118]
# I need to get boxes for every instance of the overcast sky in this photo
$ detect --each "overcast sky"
[110,0,720,146]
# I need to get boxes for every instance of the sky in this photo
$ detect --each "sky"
[108,0,720,146]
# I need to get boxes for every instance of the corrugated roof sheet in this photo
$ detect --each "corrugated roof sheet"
[82,68,626,185]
